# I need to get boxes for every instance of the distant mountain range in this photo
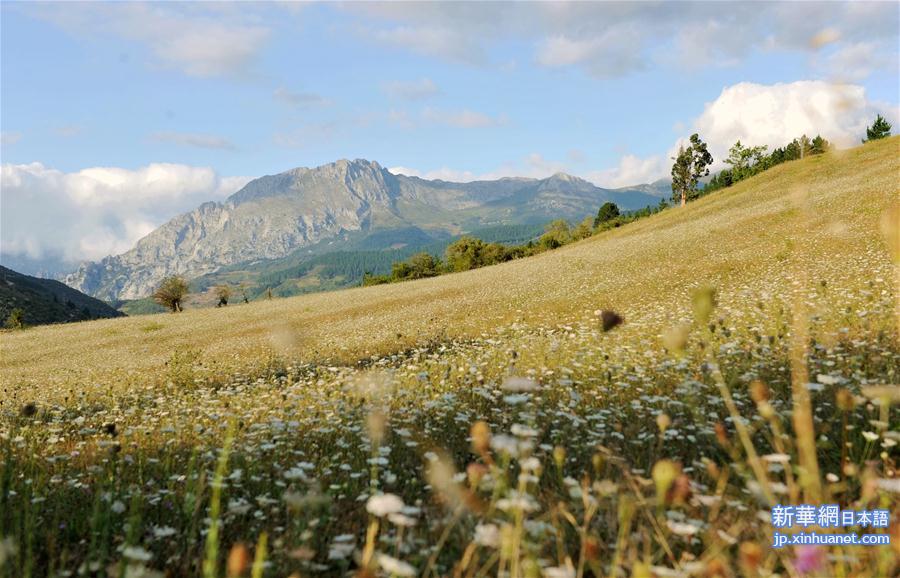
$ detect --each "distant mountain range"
[1,266,124,326]
[64,159,662,301]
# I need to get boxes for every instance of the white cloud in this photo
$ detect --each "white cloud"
[150,131,237,150]
[421,107,507,128]
[1,132,22,146]
[390,153,567,183]
[386,107,508,130]
[822,42,882,83]
[0,162,251,262]
[535,27,645,77]
[693,81,886,160]
[370,24,485,64]
[593,80,895,186]
[274,87,331,107]
[347,2,898,79]
[26,3,270,77]
[382,78,440,100]
[587,155,670,189]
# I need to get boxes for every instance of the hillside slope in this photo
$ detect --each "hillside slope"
[65,159,657,301]
[0,265,124,327]
[2,137,897,395]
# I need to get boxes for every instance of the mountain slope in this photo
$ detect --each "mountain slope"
[65,160,657,300]
[5,136,897,392]
[0,265,124,326]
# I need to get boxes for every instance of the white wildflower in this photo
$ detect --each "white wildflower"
[365,493,404,517]
[543,566,576,578]
[122,546,153,562]
[474,523,500,548]
[151,526,176,539]
[377,554,416,577]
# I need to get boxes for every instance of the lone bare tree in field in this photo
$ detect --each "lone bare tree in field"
[153,276,189,312]
[671,133,713,207]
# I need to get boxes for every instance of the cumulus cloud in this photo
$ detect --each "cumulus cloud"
[0,162,251,262]
[150,131,237,150]
[592,80,895,187]
[693,80,887,159]
[382,78,440,100]
[25,3,270,77]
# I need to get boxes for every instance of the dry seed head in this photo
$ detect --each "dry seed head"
[692,286,717,325]
[591,452,605,473]
[367,410,387,446]
[758,401,775,419]
[466,462,488,487]
[652,459,678,502]
[835,388,856,411]
[470,420,491,454]
[656,413,671,433]
[226,543,250,577]
[662,324,690,353]
[668,473,692,506]
[739,541,763,570]
[705,558,728,578]
[553,445,566,467]
[632,562,652,578]
[750,380,769,403]
[714,422,729,446]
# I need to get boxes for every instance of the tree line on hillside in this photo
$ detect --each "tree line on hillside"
[672,113,891,202]
[361,200,666,286]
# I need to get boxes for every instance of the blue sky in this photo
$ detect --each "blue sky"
[1,1,898,265]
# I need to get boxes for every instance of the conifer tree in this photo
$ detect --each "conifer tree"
[863,114,892,142]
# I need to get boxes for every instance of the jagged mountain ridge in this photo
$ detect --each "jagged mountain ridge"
[66,159,659,300]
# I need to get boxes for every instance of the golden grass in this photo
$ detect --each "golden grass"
[1,137,898,402]
[1,137,897,577]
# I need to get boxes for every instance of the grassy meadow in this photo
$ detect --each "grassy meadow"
[1,137,898,577]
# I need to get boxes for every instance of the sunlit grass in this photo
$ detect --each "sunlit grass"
[0,137,898,576]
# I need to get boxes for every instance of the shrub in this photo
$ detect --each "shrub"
[594,202,620,227]
[5,308,25,329]
[445,237,488,272]
[538,219,571,250]
[362,272,391,286]
[214,285,232,307]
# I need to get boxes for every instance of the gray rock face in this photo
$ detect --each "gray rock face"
[66,159,658,300]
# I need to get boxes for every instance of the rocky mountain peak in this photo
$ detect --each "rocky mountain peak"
[65,158,658,301]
